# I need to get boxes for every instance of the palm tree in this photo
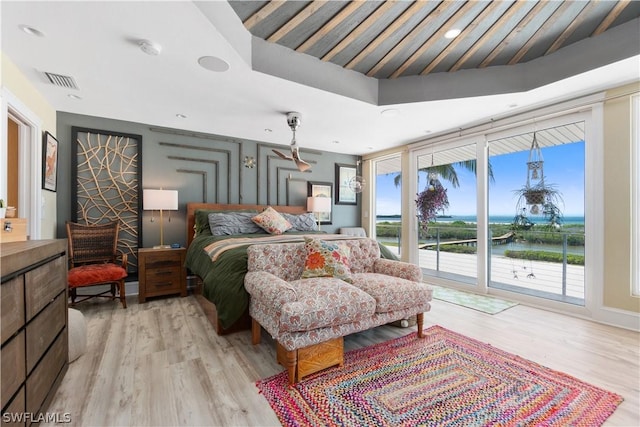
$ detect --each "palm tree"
[392,160,494,188]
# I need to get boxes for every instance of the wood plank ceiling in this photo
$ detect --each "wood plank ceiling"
[228,0,640,79]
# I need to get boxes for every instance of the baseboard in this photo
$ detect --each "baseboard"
[594,305,640,332]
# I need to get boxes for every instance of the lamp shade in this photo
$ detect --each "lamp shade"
[307,196,331,213]
[143,189,178,210]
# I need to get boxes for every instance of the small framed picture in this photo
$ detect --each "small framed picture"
[307,181,333,224]
[42,131,59,192]
[335,163,357,205]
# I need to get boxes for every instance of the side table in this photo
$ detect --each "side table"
[138,247,187,303]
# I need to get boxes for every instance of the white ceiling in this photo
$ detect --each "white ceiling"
[1,1,638,156]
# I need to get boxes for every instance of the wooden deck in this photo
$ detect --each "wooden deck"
[419,231,514,249]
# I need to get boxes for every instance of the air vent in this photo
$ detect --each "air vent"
[43,72,79,89]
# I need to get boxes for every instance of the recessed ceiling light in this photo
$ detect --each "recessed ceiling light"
[424,130,432,134]
[198,56,229,72]
[444,29,461,39]
[508,103,518,108]
[138,39,162,56]
[332,140,340,144]
[67,94,82,100]
[367,146,374,150]
[381,108,399,117]
[264,128,272,133]
[176,114,187,119]
[19,25,44,37]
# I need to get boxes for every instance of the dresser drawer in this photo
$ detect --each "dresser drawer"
[145,269,182,293]
[1,331,25,409]
[144,252,183,270]
[25,256,66,321]
[25,328,67,416]
[1,276,24,344]
[26,294,66,374]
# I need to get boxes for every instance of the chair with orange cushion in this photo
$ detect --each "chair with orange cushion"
[66,221,128,308]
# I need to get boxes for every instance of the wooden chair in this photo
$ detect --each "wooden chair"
[66,221,128,308]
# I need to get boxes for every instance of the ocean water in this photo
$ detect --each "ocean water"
[377,215,585,225]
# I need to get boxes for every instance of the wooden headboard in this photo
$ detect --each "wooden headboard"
[186,203,308,247]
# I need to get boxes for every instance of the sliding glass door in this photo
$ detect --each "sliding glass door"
[374,156,402,257]
[415,143,478,285]
[402,115,588,309]
[488,123,586,305]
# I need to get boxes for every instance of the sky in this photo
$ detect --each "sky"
[376,141,585,217]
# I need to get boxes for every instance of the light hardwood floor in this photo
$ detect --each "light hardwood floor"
[45,295,639,426]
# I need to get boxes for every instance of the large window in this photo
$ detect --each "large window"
[415,144,477,284]
[488,124,586,305]
[401,112,590,310]
[374,156,402,256]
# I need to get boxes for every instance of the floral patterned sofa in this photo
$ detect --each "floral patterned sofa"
[244,237,432,384]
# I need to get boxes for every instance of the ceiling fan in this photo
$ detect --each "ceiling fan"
[272,112,311,172]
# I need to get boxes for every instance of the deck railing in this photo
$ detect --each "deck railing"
[376,224,585,304]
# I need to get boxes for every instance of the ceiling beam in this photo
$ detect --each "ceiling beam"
[267,0,329,43]
[296,1,366,53]
[345,1,429,70]
[366,1,451,77]
[321,1,398,62]
[390,2,476,79]
[478,1,546,69]
[545,1,595,56]
[592,0,631,36]
[420,1,501,76]
[449,1,527,72]
[508,1,568,65]
[243,1,285,30]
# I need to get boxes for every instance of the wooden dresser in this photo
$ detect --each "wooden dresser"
[1,240,68,425]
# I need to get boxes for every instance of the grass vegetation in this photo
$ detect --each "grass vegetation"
[504,250,585,266]
[376,221,585,247]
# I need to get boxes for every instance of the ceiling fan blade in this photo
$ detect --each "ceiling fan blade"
[292,148,311,172]
[272,149,293,160]
[294,158,311,172]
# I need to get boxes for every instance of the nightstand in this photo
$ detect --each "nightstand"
[138,247,187,303]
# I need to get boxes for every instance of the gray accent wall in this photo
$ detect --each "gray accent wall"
[56,112,361,248]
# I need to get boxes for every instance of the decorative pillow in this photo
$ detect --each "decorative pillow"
[251,207,292,235]
[194,209,257,237]
[282,213,318,231]
[301,237,353,283]
[208,212,263,235]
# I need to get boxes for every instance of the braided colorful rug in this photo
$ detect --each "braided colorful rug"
[256,326,622,427]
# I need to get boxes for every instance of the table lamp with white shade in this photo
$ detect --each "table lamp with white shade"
[307,196,331,231]
[143,189,178,248]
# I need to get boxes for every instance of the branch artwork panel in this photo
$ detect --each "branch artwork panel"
[72,127,142,273]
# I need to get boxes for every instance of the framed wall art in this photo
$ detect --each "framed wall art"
[307,181,333,225]
[42,131,59,192]
[335,163,357,205]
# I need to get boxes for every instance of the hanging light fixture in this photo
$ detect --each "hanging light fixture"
[427,152,440,191]
[348,159,366,193]
[527,132,544,185]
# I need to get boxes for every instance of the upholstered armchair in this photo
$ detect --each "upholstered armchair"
[66,221,128,308]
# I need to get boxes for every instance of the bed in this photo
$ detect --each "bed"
[185,203,398,335]
[185,203,313,335]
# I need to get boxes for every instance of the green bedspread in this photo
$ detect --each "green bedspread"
[185,232,398,330]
